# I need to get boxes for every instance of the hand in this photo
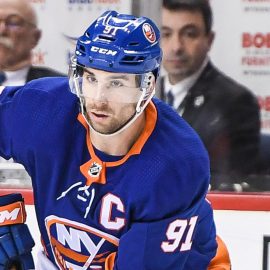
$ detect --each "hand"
[0,193,35,270]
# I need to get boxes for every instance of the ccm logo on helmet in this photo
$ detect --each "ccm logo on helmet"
[91,46,117,56]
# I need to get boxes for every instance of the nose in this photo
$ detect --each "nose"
[93,84,108,102]
[170,34,185,53]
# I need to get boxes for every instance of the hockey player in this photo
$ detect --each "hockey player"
[0,10,225,269]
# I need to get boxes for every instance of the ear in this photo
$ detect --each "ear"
[150,75,156,90]
[31,28,42,49]
[208,31,215,49]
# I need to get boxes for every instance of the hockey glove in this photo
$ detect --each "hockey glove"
[0,193,35,270]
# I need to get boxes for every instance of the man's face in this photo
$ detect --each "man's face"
[161,8,214,84]
[81,68,141,135]
[0,1,40,70]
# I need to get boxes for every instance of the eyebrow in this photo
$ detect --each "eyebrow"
[2,14,37,27]
[107,75,130,81]
[162,23,200,31]
[161,26,172,32]
[84,70,130,81]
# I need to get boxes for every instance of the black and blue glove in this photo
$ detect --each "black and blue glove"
[0,193,35,270]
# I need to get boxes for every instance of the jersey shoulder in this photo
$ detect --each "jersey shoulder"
[152,97,209,168]
[23,76,70,95]
[2,77,72,101]
[130,99,210,219]
[0,77,79,157]
[2,77,78,117]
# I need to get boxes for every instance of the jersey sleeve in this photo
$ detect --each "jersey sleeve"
[0,78,75,168]
[0,86,23,160]
[110,199,216,270]
[0,84,39,165]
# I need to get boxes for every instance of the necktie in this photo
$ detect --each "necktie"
[166,90,174,107]
[0,72,6,85]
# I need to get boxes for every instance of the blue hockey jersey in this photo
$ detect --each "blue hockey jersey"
[0,77,217,269]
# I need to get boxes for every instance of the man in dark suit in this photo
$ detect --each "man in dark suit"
[156,0,260,190]
[0,0,65,86]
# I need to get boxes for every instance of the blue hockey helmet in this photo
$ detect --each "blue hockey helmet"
[74,10,162,77]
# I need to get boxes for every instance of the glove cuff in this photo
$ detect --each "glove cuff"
[0,195,26,226]
[0,193,23,206]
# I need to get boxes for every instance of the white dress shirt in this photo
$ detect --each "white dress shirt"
[2,66,30,86]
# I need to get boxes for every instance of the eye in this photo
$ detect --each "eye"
[161,31,171,39]
[4,15,26,29]
[182,28,201,39]
[86,75,97,83]
[110,80,123,88]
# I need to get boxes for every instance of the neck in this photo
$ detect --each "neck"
[90,113,146,156]
[168,58,209,85]
[168,73,187,85]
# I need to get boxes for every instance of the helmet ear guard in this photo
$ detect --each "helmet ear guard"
[68,56,81,96]
[135,72,156,113]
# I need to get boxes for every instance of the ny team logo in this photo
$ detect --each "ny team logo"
[45,216,119,269]
[142,23,156,43]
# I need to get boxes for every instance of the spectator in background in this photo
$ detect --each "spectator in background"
[0,0,65,86]
[156,0,261,191]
